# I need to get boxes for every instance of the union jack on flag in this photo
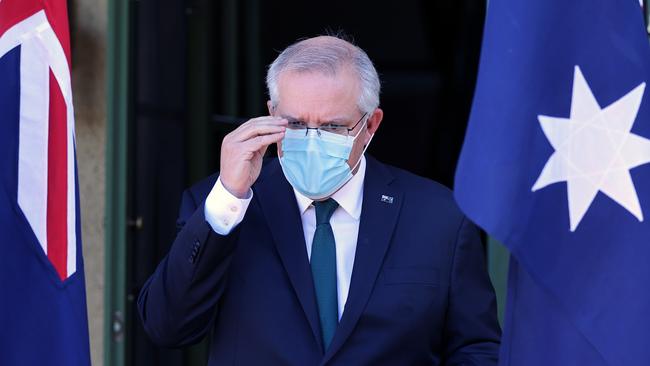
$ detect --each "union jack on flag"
[0,0,90,364]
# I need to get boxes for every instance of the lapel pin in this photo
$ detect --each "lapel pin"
[380,195,394,204]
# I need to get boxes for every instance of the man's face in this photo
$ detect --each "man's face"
[269,67,383,172]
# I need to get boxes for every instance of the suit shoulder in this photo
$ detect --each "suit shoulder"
[384,163,451,196]
[384,164,463,218]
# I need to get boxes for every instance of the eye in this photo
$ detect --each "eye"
[287,121,307,129]
[321,124,346,131]
[320,124,348,134]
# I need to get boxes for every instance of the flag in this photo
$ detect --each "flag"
[0,0,90,364]
[454,0,650,365]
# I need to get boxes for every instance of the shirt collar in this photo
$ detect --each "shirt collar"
[293,155,366,220]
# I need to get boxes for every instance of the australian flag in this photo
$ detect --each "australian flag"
[0,0,90,364]
[455,0,650,365]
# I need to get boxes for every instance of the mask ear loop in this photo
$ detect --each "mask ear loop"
[349,130,375,173]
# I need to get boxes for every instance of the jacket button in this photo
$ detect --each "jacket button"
[189,240,201,263]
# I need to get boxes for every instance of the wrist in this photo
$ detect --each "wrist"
[221,179,249,199]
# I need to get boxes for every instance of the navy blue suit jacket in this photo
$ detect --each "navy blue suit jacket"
[138,156,501,365]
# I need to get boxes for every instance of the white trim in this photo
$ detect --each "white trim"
[0,11,48,59]
[17,40,49,255]
[66,98,77,277]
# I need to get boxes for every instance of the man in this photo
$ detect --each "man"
[138,35,501,365]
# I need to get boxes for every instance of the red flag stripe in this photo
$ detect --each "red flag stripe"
[47,70,67,280]
[0,0,41,38]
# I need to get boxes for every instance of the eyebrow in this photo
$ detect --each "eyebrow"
[280,115,351,126]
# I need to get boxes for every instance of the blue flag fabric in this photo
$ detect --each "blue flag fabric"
[454,1,650,365]
[0,3,91,365]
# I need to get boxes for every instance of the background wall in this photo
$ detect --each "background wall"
[70,0,107,365]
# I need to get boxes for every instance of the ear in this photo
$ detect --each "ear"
[365,108,383,141]
[267,100,274,115]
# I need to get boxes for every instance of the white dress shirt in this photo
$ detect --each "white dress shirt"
[204,157,366,320]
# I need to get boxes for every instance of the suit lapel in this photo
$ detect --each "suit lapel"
[321,157,403,364]
[254,160,324,352]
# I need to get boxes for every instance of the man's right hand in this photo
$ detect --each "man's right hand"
[219,116,287,198]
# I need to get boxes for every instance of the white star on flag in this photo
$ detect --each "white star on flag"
[532,66,650,231]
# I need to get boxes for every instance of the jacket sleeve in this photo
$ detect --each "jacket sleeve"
[137,188,240,347]
[443,216,502,365]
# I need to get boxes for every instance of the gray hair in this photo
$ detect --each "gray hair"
[266,36,381,114]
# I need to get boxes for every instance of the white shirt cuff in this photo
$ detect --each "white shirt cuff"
[204,177,253,235]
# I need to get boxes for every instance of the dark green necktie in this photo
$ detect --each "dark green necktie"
[311,198,339,350]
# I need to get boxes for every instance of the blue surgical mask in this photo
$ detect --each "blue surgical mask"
[279,121,373,200]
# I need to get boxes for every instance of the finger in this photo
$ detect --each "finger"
[256,137,274,157]
[243,131,285,151]
[247,115,283,123]
[255,146,268,161]
[235,124,286,142]
[231,121,287,142]
[230,116,283,136]
[241,116,286,129]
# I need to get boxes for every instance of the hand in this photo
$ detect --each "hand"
[219,116,287,198]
